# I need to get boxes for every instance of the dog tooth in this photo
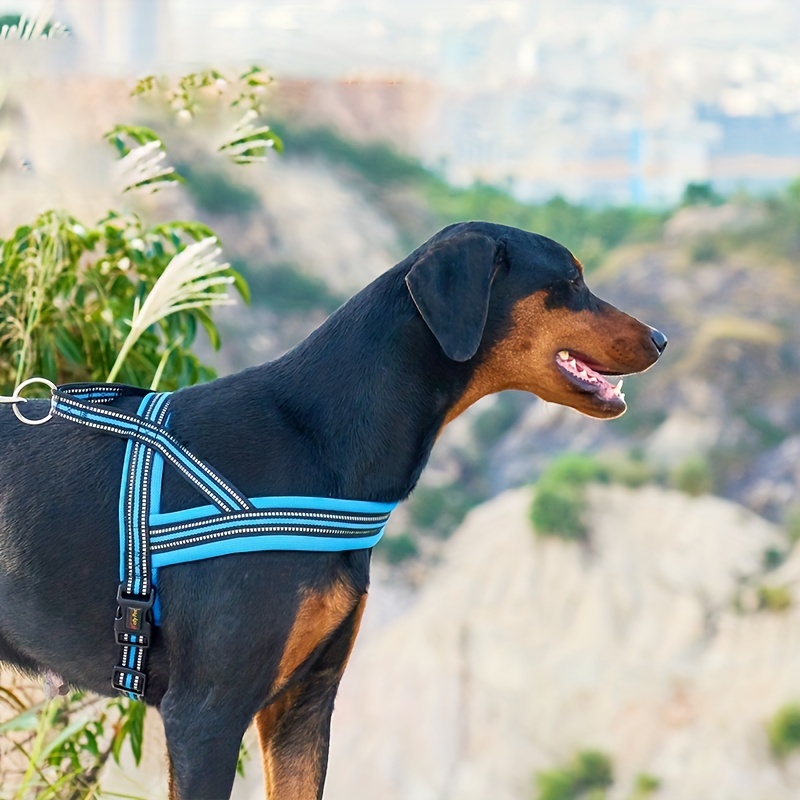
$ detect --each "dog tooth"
[616,379,624,394]
[558,350,569,360]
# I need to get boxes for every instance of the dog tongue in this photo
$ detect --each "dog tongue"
[557,351,624,401]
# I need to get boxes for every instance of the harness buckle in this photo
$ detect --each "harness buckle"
[112,665,147,697]
[114,585,155,647]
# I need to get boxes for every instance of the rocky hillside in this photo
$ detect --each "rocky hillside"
[323,485,800,800]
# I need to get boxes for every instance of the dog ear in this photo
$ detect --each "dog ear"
[405,232,502,361]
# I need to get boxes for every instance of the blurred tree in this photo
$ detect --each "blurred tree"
[681,181,724,206]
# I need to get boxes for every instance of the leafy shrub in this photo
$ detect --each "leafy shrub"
[681,181,724,206]
[531,484,588,541]
[271,122,429,186]
[767,704,800,758]
[763,547,787,571]
[178,161,262,216]
[543,453,612,487]
[530,454,610,541]
[605,457,657,489]
[784,507,800,546]
[669,456,714,497]
[535,749,614,800]
[757,585,792,612]
[407,483,475,538]
[379,532,419,565]
[690,239,721,263]
[0,212,242,392]
[571,750,614,792]
[630,773,661,799]
[237,260,344,315]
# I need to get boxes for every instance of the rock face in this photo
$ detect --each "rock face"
[324,486,800,800]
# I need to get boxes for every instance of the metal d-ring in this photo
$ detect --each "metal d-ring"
[9,377,57,425]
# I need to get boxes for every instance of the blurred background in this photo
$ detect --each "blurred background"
[2,1,800,799]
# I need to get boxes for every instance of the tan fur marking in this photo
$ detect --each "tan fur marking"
[275,581,359,690]
[256,686,305,799]
[445,290,658,425]
[257,594,368,800]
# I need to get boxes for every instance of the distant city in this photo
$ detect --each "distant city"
[6,0,800,205]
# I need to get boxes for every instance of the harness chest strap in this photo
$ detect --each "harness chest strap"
[49,383,396,700]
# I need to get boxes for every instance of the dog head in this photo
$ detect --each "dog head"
[405,221,666,420]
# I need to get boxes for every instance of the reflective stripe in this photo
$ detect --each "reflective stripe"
[49,382,397,700]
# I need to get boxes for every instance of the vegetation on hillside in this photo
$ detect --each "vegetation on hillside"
[0,65,277,799]
[767,703,800,759]
[534,750,661,800]
[270,121,666,266]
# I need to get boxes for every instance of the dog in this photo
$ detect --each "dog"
[0,221,666,799]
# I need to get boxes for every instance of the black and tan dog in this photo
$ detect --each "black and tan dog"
[0,222,666,799]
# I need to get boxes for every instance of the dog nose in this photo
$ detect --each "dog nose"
[650,328,668,355]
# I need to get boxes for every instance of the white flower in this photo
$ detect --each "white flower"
[107,238,235,382]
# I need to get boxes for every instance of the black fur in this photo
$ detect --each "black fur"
[0,222,665,799]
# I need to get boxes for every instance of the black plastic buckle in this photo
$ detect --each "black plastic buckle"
[114,585,155,647]
[112,665,147,697]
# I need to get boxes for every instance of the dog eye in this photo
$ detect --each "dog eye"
[570,274,583,288]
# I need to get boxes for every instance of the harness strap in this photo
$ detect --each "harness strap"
[113,392,168,699]
[44,382,396,701]
[52,384,253,513]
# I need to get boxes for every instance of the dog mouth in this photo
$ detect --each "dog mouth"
[555,350,626,413]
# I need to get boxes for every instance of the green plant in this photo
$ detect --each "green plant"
[535,750,614,800]
[271,123,429,186]
[783,506,800,546]
[378,532,419,565]
[763,547,787,571]
[178,162,262,216]
[690,238,721,263]
[669,456,714,497]
[604,456,657,489]
[628,773,661,799]
[531,484,587,540]
[407,483,475,538]
[0,12,69,39]
[757,585,792,612]
[767,703,800,758]
[132,67,283,164]
[0,212,245,393]
[0,689,145,799]
[681,181,724,206]
[530,454,610,541]
[238,260,344,315]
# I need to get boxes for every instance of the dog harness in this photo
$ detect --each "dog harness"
[18,381,395,700]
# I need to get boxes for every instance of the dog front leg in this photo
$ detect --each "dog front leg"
[255,680,335,800]
[161,687,251,800]
[256,594,367,800]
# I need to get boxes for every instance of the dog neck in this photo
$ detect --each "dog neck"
[178,267,476,504]
[270,268,476,500]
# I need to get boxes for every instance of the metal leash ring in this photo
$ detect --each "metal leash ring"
[8,377,57,426]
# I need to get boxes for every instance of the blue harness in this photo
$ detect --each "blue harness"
[50,383,396,700]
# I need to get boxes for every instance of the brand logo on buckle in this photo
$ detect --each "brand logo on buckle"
[127,607,141,629]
